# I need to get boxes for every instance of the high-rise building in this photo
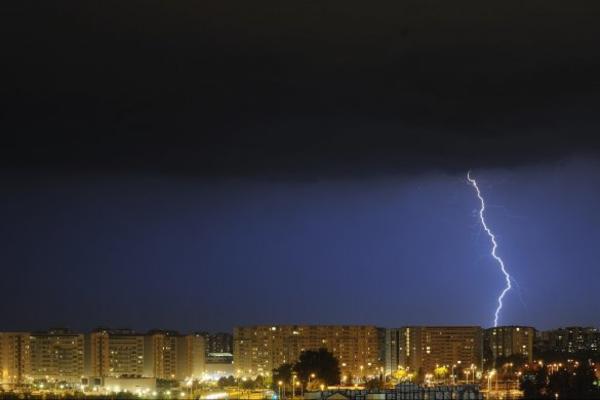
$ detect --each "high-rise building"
[199,332,233,356]
[142,331,207,380]
[234,325,384,379]
[145,331,180,379]
[393,327,482,375]
[89,329,144,378]
[183,334,206,379]
[0,332,31,385]
[484,326,534,365]
[29,329,84,382]
[384,328,406,375]
[542,327,600,354]
[144,330,186,380]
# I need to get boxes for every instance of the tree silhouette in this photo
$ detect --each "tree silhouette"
[272,363,294,391]
[294,348,341,387]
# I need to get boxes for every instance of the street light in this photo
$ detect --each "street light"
[278,381,283,400]
[487,370,496,392]
[292,374,296,399]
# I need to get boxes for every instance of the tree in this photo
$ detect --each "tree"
[548,369,570,398]
[434,365,449,381]
[217,375,236,388]
[272,363,294,391]
[496,354,527,370]
[520,376,537,399]
[365,378,384,390]
[294,348,341,387]
[393,367,409,382]
[241,378,255,390]
[535,365,549,396]
[254,375,266,388]
[571,362,596,398]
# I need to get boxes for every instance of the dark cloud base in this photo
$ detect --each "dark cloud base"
[2,0,600,177]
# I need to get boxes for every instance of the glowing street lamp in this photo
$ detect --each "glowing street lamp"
[292,374,297,399]
[487,370,496,392]
[452,365,457,385]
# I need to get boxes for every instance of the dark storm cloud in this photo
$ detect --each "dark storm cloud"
[2,0,600,176]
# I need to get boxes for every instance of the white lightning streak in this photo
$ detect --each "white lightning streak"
[467,171,512,327]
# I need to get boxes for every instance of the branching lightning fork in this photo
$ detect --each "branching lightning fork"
[467,171,512,327]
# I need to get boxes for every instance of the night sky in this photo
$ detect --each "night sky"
[1,0,600,332]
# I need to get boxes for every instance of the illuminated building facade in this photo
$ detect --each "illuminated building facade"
[384,328,406,375]
[183,333,206,379]
[395,327,482,374]
[144,331,180,380]
[29,329,84,382]
[89,329,144,378]
[543,327,600,353]
[0,332,31,385]
[199,332,233,356]
[484,326,534,364]
[233,325,384,379]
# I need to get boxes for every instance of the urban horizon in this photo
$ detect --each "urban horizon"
[3,324,600,334]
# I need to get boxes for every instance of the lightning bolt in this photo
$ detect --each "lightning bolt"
[467,171,512,327]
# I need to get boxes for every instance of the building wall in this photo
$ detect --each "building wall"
[384,329,406,375]
[90,330,144,378]
[234,325,383,379]
[145,332,180,380]
[29,330,84,382]
[201,332,233,355]
[401,327,482,374]
[184,334,206,379]
[102,377,157,393]
[0,332,31,385]
[543,327,600,353]
[484,326,534,364]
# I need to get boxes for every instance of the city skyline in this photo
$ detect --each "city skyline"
[1,323,598,397]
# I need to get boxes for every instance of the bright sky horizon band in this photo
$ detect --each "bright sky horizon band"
[467,171,513,327]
